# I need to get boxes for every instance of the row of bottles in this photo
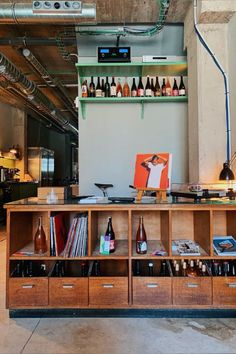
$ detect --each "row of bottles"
[12,261,47,277]
[133,260,169,277]
[81,76,186,98]
[171,259,208,277]
[210,260,236,276]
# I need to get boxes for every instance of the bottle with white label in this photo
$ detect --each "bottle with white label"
[131,78,137,97]
[166,77,172,96]
[110,76,116,97]
[95,77,102,98]
[136,216,147,254]
[116,78,122,97]
[145,76,152,97]
[105,217,116,253]
[137,77,144,97]
[81,79,88,97]
[179,76,186,96]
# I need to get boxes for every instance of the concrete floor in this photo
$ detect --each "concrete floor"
[1,229,236,353]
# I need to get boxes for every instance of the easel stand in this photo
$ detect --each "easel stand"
[136,188,167,202]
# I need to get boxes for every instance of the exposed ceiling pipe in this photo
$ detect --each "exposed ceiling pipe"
[0,51,78,135]
[0,2,96,24]
[0,37,76,46]
[22,48,77,120]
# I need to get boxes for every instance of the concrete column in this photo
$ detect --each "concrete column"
[12,108,27,180]
[184,1,232,183]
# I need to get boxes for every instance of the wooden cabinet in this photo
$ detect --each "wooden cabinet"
[9,278,48,307]
[49,278,88,307]
[173,277,212,306]
[5,201,236,311]
[133,277,172,305]
[213,277,236,306]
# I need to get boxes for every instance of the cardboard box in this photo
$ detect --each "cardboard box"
[37,186,71,200]
[70,184,79,196]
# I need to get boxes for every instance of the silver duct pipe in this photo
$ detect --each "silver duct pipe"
[0,3,96,24]
[22,48,77,120]
[0,51,78,134]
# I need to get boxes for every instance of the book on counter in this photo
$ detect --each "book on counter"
[213,235,236,256]
[172,239,201,256]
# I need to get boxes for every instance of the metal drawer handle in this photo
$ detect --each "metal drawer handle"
[22,284,34,289]
[186,283,199,288]
[102,284,114,288]
[228,283,236,288]
[62,284,75,289]
[146,283,158,288]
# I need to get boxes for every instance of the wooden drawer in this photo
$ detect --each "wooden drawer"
[173,277,212,305]
[89,277,128,306]
[213,277,236,306]
[133,277,172,305]
[9,278,48,307]
[49,278,88,306]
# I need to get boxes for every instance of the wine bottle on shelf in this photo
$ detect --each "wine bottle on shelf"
[182,261,187,277]
[105,217,116,253]
[230,262,236,276]
[89,76,95,97]
[151,78,155,97]
[175,263,180,276]
[104,76,110,97]
[81,79,88,98]
[179,76,186,96]
[34,216,47,255]
[110,76,117,97]
[160,260,167,276]
[223,261,229,276]
[166,77,172,96]
[28,261,33,277]
[94,260,101,276]
[95,77,102,98]
[116,78,123,97]
[137,77,144,97]
[40,264,47,277]
[134,260,141,276]
[131,78,137,97]
[212,261,219,276]
[154,76,161,97]
[101,79,105,97]
[186,260,197,277]
[161,78,166,96]
[136,216,147,254]
[172,78,179,96]
[148,261,154,276]
[145,75,152,97]
[81,261,87,277]
[123,77,130,97]
[15,262,21,277]
[201,264,207,276]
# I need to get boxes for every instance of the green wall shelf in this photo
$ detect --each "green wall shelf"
[80,96,188,119]
[76,61,188,78]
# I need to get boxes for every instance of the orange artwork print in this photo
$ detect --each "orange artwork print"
[133,153,172,190]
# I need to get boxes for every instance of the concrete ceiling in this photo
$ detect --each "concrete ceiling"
[0,0,191,134]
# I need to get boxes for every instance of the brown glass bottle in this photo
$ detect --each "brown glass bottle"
[105,217,116,253]
[123,77,130,97]
[136,216,147,254]
[166,77,172,96]
[186,260,197,277]
[34,216,47,254]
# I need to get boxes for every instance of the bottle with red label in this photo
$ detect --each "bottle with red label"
[105,217,116,253]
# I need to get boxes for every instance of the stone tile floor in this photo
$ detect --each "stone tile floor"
[1,227,236,353]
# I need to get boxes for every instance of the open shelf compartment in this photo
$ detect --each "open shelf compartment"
[171,210,211,257]
[131,210,170,257]
[90,210,129,257]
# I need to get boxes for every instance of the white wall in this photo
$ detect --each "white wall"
[78,26,189,196]
[80,102,188,196]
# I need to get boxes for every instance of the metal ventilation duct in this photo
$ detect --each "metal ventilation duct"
[0,2,96,24]
[0,51,78,135]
